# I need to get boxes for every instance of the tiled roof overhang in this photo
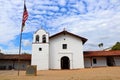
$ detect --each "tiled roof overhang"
[84,50,120,57]
[0,54,31,60]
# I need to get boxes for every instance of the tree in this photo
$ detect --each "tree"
[22,52,30,55]
[98,43,103,50]
[98,43,103,48]
[111,42,120,50]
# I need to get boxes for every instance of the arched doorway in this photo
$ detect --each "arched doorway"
[61,56,70,69]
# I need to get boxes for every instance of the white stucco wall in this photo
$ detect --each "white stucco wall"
[32,29,49,70]
[32,44,49,70]
[84,58,91,68]
[92,57,107,67]
[49,33,84,69]
[114,57,120,66]
[84,57,107,67]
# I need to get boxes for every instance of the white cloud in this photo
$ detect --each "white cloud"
[60,8,67,12]
[72,1,86,13]
[1,42,19,54]
[1,40,31,54]
[58,0,66,6]
[0,0,23,44]
[38,5,59,11]
[0,18,19,43]
[46,9,120,50]
[22,39,31,47]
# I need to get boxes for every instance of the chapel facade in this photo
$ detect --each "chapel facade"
[31,29,87,70]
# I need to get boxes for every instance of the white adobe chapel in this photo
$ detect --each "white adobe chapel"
[32,29,87,70]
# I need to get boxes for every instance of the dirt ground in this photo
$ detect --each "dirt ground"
[0,67,120,80]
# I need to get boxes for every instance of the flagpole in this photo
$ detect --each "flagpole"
[18,0,27,76]
[18,25,23,76]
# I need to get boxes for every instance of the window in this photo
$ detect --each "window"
[93,58,97,64]
[63,44,67,49]
[36,35,39,43]
[39,48,42,51]
[42,35,46,43]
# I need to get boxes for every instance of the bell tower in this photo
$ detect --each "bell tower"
[31,28,49,70]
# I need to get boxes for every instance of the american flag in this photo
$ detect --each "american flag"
[22,2,28,31]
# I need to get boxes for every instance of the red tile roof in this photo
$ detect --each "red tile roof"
[0,54,31,60]
[84,50,120,57]
[1,50,120,60]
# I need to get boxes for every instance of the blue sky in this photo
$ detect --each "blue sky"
[0,0,120,54]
